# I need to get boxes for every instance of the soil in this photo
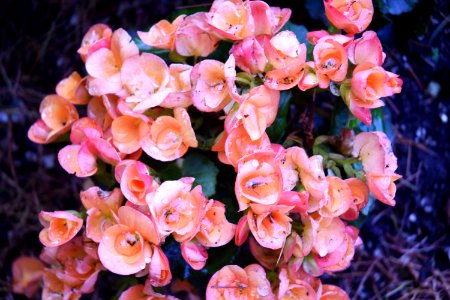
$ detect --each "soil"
[0,0,449,299]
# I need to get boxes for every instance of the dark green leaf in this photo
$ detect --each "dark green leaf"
[266,90,292,143]
[377,0,419,15]
[182,152,219,198]
[158,162,183,181]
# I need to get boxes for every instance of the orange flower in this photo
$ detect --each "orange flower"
[181,238,208,270]
[313,37,349,88]
[324,0,374,34]
[175,12,220,57]
[206,264,274,300]
[319,176,352,218]
[196,200,236,247]
[142,108,197,161]
[87,96,114,131]
[247,205,292,250]
[230,85,280,141]
[320,284,350,300]
[350,63,403,109]
[12,256,44,298]
[235,152,283,211]
[147,245,172,287]
[121,53,171,112]
[56,71,90,105]
[138,15,185,51]
[341,178,369,220]
[80,186,123,242]
[313,217,346,258]
[191,59,233,112]
[159,63,193,109]
[277,268,317,300]
[231,35,269,74]
[39,211,83,247]
[86,28,139,96]
[148,178,207,242]
[98,205,158,275]
[111,115,151,154]
[347,31,385,66]
[28,95,79,144]
[119,284,179,300]
[115,160,157,206]
[224,125,272,168]
[78,24,112,62]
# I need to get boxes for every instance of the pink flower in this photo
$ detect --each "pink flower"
[175,12,220,57]
[86,28,139,96]
[191,59,233,112]
[313,217,346,258]
[28,95,79,144]
[78,24,112,61]
[231,35,269,74]
[181,238,208,270]
[12,256,44,298]
[196,200,236,247]
[320,284,350,300]
[235,152,283,211]
[206,264,274,299]
[39,211,83,247]
[111,114,151,154]
[138,15,185,51]
[319,176,352,218]
[277,268,316,300]
[121,53,172,112]
[148,178,207,242]
[56,71,90,105]
[98,205,158,275]
[247,205,292,249]
[248,237,280,270]
[141,108,197,161]
[313,37,349,88]
[324,0,374,34]
[341,178,369,220]
[159,64,193,109]
[115,160,158,206]
[347,31,385,66]
[80,186,123,242]
[146,245,172,287]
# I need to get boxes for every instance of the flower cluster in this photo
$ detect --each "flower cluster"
[16,0,403,299]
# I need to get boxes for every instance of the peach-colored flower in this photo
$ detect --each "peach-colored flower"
[87,96,114,131]
[147,245,172,287]
[181,238,208,270]
[279,191,309,214]
[211,131,231,165]
[247,205,292,250]
[341,178,369,220]
[366,173,401,206]
[115,160,158,206]
[39,211,83,247]
[320,284,350,300]
[231,35,269,74]
[191,59,233,112]
[160,64,193,109]
[121,53,171,112]
[175,12,220,57]
[235,215,250,246]
[206,0,255,40]
[307,30,330,45]
[350,63,403,109]
[313,229,355,273]
[347,31,385,66]
[313,217,346,257]
[78,24,112,62]
[277,268,316,300]
[86,28,139,96]
[98,205,158,275]
[141,108,197,161]
[235,152,283,211]
[12,256,44,298]
[266,30,307,70]
[138,15,185,51]
[206,264,274,299]
[111,115,151,154]
[56,71,90,105]
[319,176,352,218]
[196,200,236,247]
[324,0,374,34]
[224,125,272,168]
[230,85,280,141]
[249,1,291,36]
[298,61,320,91]
[28,95,79,144]
[80,186,123,242]
[313,37,349,88]
[248,237,281,270]
[119,284,179,300]
[148,178,207,242]
[42,268,81,300]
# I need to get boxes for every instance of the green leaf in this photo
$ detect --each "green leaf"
[182,152,219,198]
[266,90,292,143]
[281,22,308,44]
[158,162,183,181]
[377,0,419,15]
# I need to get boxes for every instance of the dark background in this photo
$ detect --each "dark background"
[0,0,449,299]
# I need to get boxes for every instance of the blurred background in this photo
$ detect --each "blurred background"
[0,0,449,299]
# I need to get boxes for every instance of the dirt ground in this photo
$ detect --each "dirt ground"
[0,0,449,299]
